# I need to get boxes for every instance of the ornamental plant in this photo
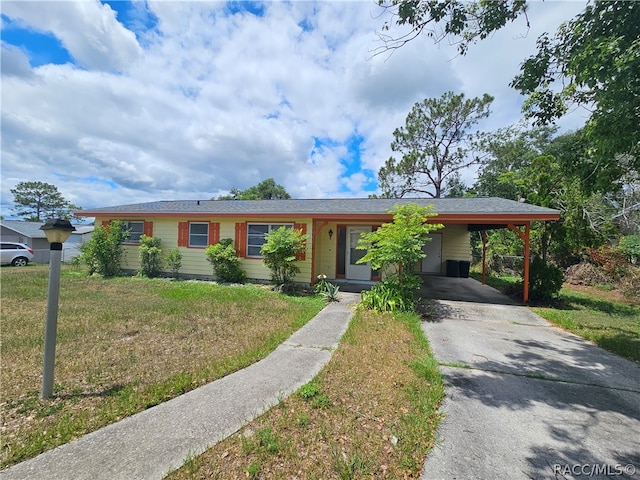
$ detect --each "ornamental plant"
[261,226,307,286]
[314,274,340,302]
[138,235,163,278]
[205,238,246,283]
[357,203,443,312]
[79,220,128,277]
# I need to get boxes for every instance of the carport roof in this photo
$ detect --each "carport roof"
[77,197,560,223]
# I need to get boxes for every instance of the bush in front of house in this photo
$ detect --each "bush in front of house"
[165,248,182,280]
[138,235,164,278]
[79,220,128,277]
[205,238,246,283]
[261,226,306,287]
[356,203,443,313]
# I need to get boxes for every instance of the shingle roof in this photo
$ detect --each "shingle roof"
[0,220,47,238]
[77,197,560,219]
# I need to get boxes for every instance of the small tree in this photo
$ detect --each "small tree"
[261,227,306,286]
[205,238,246,283]
[138,235,163,278]
[357,203,443,312]
[165,248,183,279]
[80,220,128,277]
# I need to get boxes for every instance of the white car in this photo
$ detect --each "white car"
[1,242,35,266]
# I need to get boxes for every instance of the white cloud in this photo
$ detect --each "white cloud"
[1,0,142,71]
[0,0,586,215]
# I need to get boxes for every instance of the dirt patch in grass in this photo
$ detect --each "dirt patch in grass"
[168,309,444,479]
[0,266,324,468]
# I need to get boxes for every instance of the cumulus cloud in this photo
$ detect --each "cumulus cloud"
[1,0,142,71]
[1,43,34,78]
[0,0,585,214]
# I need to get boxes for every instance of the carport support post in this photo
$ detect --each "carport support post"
[481,230,487,285]
[507,223,530,304]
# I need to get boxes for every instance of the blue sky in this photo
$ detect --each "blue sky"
[1,1,586,216]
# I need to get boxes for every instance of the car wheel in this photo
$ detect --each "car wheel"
[12,257,28,267]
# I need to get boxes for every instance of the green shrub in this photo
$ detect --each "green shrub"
[260,226,306,286]
[205,239,246,283]
[165,248,182,279]
[138,235,163,278]
[529,255,563,300]
[79,220,128,277]
[360,276,420,313]
[619,235,640,264]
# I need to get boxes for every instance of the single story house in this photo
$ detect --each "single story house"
[1,220,50,263]
[1,220,93,263]
[77,197,559,302]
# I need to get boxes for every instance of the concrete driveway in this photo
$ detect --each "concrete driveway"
[419,284,640,480]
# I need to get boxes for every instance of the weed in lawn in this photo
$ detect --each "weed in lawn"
[296,412,310,427]
[246,460,261,479]
[298,381,322,399]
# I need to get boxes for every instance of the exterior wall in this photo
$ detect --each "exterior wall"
[440,223,471,272]
[97,216,313,284]
[313,221,471,280]
[94,216,470,283]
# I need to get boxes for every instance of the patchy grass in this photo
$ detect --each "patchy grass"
[472,273,640,362]
[0,265,324,468]
[167,308,444,479]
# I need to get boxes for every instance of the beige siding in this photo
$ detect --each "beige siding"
[441,224,471,268]
[95,216,469,282]
[96,216,312,283]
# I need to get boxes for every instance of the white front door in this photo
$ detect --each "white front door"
[422,233,443,273]
[346,226,371,281]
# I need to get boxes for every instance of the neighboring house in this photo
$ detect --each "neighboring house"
[0,220,50,263]
[77,197,560,302]
[0,220,94,263]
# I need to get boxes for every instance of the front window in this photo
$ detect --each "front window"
[189,222,209,247]
[123,221,144,244]
[247,223,292,257]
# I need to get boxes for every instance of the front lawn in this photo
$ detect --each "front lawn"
[0,265,324,468]
[168,309,444,479]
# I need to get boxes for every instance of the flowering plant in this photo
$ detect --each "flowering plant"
[314,274,340,302]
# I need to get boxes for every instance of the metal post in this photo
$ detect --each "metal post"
[41,242,63,399]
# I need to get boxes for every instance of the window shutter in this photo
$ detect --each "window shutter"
[209,222,220,245]
[143,221,153,237]
[235,222,247,257]
[294,222,307,261]
[177,222,189,247]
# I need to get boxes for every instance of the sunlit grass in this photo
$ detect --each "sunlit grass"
[0,265,324,467]
[168,309,444,479]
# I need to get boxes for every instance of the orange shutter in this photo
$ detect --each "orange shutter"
[235,222,247,257]
[143,221,153,237]
[177,222,189,247]
[209,222,220,245]
[294,222,307,261]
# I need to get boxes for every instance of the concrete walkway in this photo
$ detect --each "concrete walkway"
[1,292,360,480]
[420,296,640,480]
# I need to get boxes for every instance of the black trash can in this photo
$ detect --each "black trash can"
[459,260,470,278]
[446,260,460,277]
